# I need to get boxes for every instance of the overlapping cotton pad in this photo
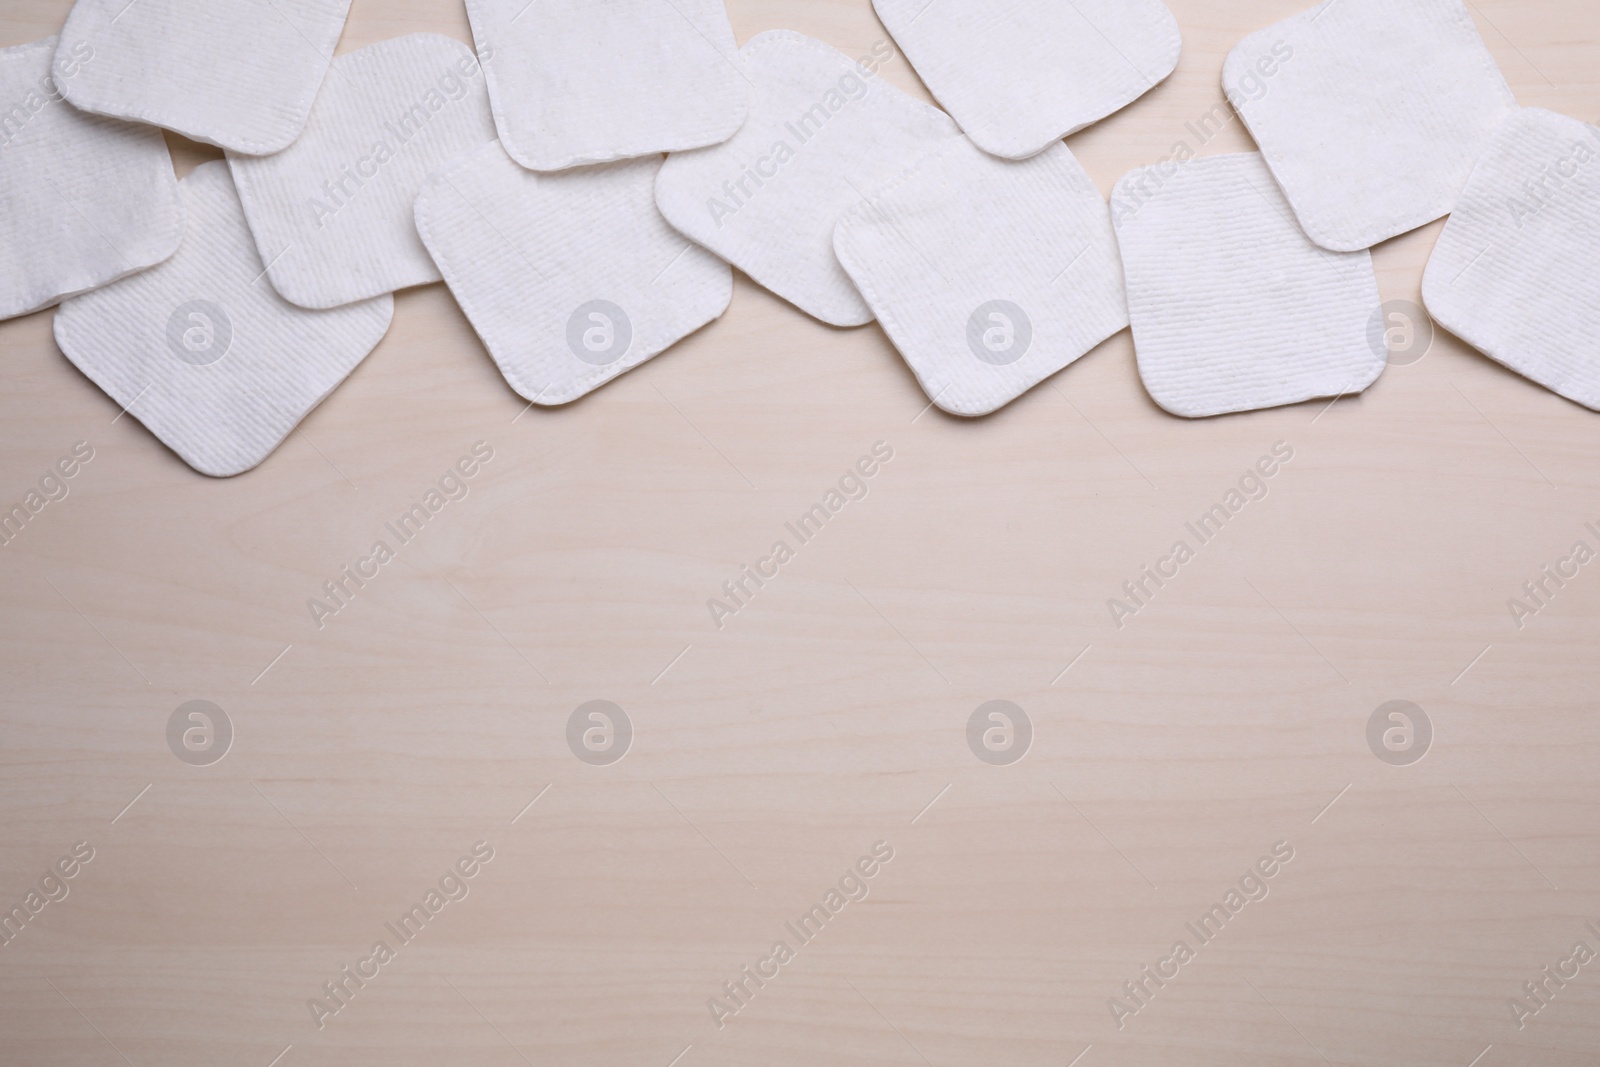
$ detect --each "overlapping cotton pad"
[1111,153,1384,417]
[873,0,1180,160]
[55,162,393,477]
[655,30,962,327]
[0,37,182,322]
[53,0,351,155]
[415,143,731,405]
[465,0,748,172]
[1223,0,1516,252]
[833,139,1127,416]
[227,33,497,310]
[1423,110,1600,410]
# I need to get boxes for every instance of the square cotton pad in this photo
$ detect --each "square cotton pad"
[833,138,1128,416]
[872,0,1181,160]
[55,162,394,477]
[227,33,497,310]
[1423,109,1600,411]
[1111,152,1384,417]
[0,37,182,322]
[1223,0,1516,252]
[415,142,731,405]
[53,0,351,155]
[465,0,748,171]
[655,30,962,327]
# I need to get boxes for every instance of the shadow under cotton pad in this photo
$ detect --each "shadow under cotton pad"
[55,162,394,477]
[226,33,497,310]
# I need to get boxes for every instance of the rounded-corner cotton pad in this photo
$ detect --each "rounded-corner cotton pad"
[1111,153,1384,418]
[872,0,1181,161]
[53,0,351,156]
[1222,0,1516,253]
[415,142,731,406]
[54,161,394,478]
[465,0,749,172]
[833,138,1128,417]
[654,29,962,328]
[226,33,497,310]
[1422,109,1600,412]
[0,37,183,323]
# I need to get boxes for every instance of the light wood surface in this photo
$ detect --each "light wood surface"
[4,1,1600,1065]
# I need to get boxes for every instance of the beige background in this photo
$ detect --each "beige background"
[3,1,1599,1065]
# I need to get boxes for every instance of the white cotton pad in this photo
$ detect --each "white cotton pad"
[1423,109,1600,411]
[1223,0,1517,252]
[53,0,351,155]
[55,162,393,477]
[833,138,1127,416]
[654,30,962,327]
[465,0,748,172]
[0,37,182,322]
[1111,152,1384,418]
[872,0,1181,160]
[415,143,731,405]
[227,33,497,310]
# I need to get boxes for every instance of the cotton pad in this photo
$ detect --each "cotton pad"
[53,0,351,155]
[55,162,393,477]
[465,0,748,172]
[1111,153,1384,418]
[872,0,1180,161]
[655,30,962,327]
[0,37,182,322]
[833,139,1127,416]
[415,143,731,405]
[227,33,497,310]
[1423,109,1600,411]
[1222,0,1516,252]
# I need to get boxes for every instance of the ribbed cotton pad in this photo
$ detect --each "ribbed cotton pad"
[415,143,731,405]
[654,30,962,327]
[872,0,1180,161]
[53,0,351,155]
[0,37,182,323]
[465,0,748,172]
[55,162,393,477]
[227,34,497,310]
[1423,109,1600,411]
[1223,0,1516,252]
[1111,153,1384,418]
[833,139,1128,416]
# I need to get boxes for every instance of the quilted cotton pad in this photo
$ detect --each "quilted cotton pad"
[655,30,962,327]
[415,143,731,405]
[1111,153,1384,418]
[1223,0,1516,252]
[227,33,497,310]
[54,0,351,155]
[0,37,182,322]
[55,162,393,477]
[872,0,1181,161]
[1423,109,1600,411]
[465,0,748,172]
[833,138,1128,416]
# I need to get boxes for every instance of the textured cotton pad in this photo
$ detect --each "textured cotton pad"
[55,162,393,477]
[833,139,1127,416]
[655,30,962,327]
[1223,0,1516,252]
[227,34,497,309]
[1111,153,1384,418]
[465,0,748,171]
[872,0,1180,160]
[0,37,182,322]
[1423,109,1600,411]
[415,143,731,405]
[54,0,350,155]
